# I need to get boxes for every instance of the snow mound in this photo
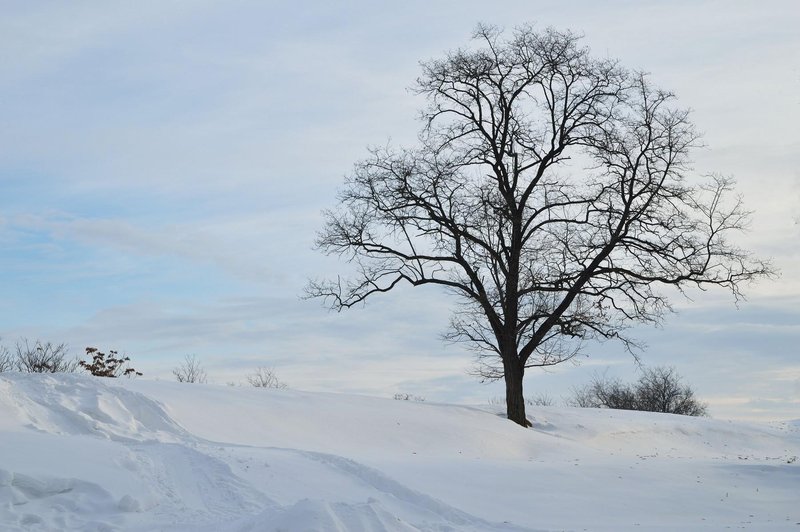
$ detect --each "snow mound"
[0,373,190,442]
[0,467,126,532]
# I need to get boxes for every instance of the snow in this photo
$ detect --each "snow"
[0,373,797,531]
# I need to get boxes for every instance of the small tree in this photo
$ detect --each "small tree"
[79,347,142,378]
[13,339,78,373]
[246,367,287,389]
[172,355,207,384]
[307,24,772,427]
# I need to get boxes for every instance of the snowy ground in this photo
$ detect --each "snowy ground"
[0,373,797,531]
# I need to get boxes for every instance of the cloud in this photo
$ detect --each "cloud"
[4,210,327,288]
[1,0,798,421]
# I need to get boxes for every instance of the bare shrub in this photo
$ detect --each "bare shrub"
[589,375,638,410]
[635,366,708,416]
[569,373,642,410]
[172,355,207,383]
[80,347,142,378]
[525,393,554,407]
[246,367,287,389]
[567,384,598,408]
[490,394,553,407]
[13,339,79,373]
[0,344,12,372]
[393,393,425,402]
[570,367,707,416]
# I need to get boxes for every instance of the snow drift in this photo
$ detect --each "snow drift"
[0,372,797,531]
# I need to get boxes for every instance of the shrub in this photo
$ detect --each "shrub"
[487,394,554,407]
[570,375,638,410]
[10,339,79,373]
[172,354,207,383]
[570,367,707,416]
[525,393,555,407]
[0,345,13,372]
[246,367,286,389]
[393,393,425,402]
[634,366,708,416]
[79,347,142,378]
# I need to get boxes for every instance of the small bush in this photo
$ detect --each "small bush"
[10,339,79,373]
[172,355,207,383]
[570,375,638,410]
[635,366,708,416]
[0,345,13,372]
[79,347,142,378]
[525,393,555,407]
[246,367,286,389]
[393,393,425,402]
[570,366,707,416]
[489,394,553,407]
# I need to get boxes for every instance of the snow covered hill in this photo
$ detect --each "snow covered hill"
[0,373,797,531]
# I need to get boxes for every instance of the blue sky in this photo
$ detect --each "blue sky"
[1,0,798,420]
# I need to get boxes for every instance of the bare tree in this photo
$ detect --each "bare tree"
[246,367,287,389]
[13,339,79,373]
[307,25,772,427]
[172,355,207,384]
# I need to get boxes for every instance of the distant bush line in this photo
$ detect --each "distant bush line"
[0,338,140,378]
[569,366,708,416]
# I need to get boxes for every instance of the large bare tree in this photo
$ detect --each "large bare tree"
[308,25,772,427]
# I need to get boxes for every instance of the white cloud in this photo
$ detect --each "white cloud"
[1,0,798,421]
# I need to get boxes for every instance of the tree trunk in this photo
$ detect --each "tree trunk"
[504,358,530,427]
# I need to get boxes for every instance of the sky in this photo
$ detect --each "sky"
[0,0,798,421]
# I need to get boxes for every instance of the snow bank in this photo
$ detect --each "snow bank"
[0,372,797,531]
